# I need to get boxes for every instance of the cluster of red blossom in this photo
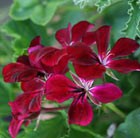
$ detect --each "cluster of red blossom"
[2,21,140,138]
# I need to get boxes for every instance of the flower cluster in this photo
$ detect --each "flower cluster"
[2,21,140,138]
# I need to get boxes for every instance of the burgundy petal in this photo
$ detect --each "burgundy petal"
[55,23,71,47]
[28,94,42,113]
[68,97,93,126]
[46,75,76,103]
[29,47,57,69]
[28,36,43,54]
[67,43,98,65]
[2,63,37,82]
[95,26,111,59]
[41,48,69,74]
[73,63,106,80]
[72,21,94,43]
[42,55,69,74]
[17,55,30,66]
[9,118,24,138]
[52,55,69,74]
[109,38,140,58]
[82,32,96,46]
[21,78,45,92]
[28,45,43,54]
[9,92,42,116]
[90,83,122,103]
[30,36,41,47]
[106,59,140,73]
[41,49,67,67]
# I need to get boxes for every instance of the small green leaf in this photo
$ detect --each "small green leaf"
[134,46,140,62]
[114,108,140,138]
[1,20,49,58]
[121,0,140,39]
[73,0,95,8]
[10,0,66,26]
[72,0,112,11]
[95,0,111,13]
[17,112,70,138]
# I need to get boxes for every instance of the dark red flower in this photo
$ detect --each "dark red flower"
[9,78,45,138]
[2,36,69,83]
[9,111,40,138]
[67,25,140,80]
[86,26,140,74]
[67,43,106,80]
[46,72,122,126]
[3,21,139,138]
[9,118,24,138]
[55,21,94,47]
[91,26,140,73]
[28,37,69,74]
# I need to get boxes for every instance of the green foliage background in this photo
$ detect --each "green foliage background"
[0,0,140,138]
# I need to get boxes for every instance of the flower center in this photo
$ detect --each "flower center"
[99,51,113,66]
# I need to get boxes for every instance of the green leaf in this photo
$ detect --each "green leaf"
[134,46,140,62]
[17,112,69,138]
[73,0,95,8]
[72,0,115,11]
[121,0,140,39]
[116,75,134,95]
[0,132,10,138]
[0,119,10,138]
[0,80,13,116]
[1,20,49,58]
[69,125,104,138]
[102,0,129,41]
[95,0,111,13]
[114,108,140,138]
[10,0,66,26]
[106,71,134,95]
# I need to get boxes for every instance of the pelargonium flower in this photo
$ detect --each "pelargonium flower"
[9,111,40,138]
[28,36,69,74]
[9,78,45,138]
[55,21,94,47]
[89,26,140,73]
[46,72,122,126]
[67,42,106,80]
[68,25,140,80]
[2,36,70,138]
[2,37,47,83]
[2,36,69,83]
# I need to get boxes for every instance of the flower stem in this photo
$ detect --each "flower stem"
[41,106,69,112]
[72,125,104,138]
[105,103,126,118]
